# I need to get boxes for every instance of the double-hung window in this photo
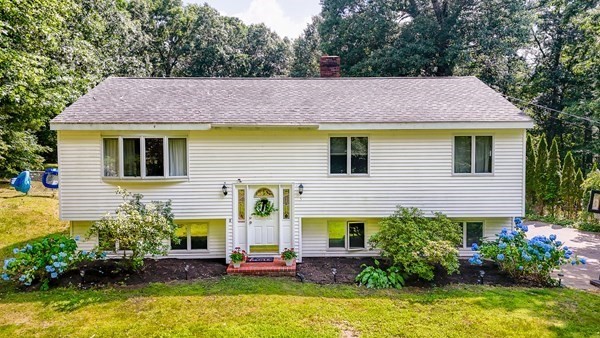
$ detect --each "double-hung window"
[330,136,368,174]
[457,221,484,248]
[454,136,493,174]
[103,136,188,178]
[327,221,366,250]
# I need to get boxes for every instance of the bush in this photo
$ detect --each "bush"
[1,235,103,290]
[89,188,178,271]
[369,207,462,281]
[469,218,586,285]
[356,259,404,289]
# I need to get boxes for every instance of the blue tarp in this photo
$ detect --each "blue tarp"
[10,171,31,194]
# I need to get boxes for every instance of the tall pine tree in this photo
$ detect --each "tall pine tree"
[546,138,562,215]
[534,137,549,214]
[525,134,537,212]
[560,151,576,217]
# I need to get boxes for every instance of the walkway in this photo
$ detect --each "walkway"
[525,220,599,291]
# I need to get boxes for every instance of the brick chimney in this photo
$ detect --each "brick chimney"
[320,55,341,78]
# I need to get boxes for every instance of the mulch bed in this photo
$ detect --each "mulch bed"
[53,259,227,289]
[297,257,522,287]
[32,257,523,290]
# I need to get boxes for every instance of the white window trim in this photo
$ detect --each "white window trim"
[457,221,485,249]
[328,135,370,176]
[170,223,209,252]
[101,136,189,180]
[327,220,367,251]
[452,134,495,176]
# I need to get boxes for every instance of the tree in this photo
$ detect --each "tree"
[574,168,585,213]
[369,207,462,281]
[291,16,323,77]
[560,151,577,217]
[525,134,537,212]
[525,0,599,169]
[534,137,549,214]
[546,138,562,215]
[89,188,178,270]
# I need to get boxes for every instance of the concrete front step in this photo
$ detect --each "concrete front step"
[226,257,296,276]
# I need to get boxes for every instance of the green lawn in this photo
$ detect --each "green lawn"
[1,195,599,337]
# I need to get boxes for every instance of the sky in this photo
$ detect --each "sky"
[184,0,322,39]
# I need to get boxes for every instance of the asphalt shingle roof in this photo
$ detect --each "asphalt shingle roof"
[51,77,532,125]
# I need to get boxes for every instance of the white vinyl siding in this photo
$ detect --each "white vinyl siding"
[71,219,225,258]
[58,129,525,221]
[302,218,380,257]
[303,217,512,258]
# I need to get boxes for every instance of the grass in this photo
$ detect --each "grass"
[0,278,599,337]
[0,195,67,259]
[1,193,599,337]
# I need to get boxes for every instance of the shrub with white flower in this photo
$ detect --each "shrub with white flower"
[88,188,179,271]
[469,218,586,285]
[1,235,104,290]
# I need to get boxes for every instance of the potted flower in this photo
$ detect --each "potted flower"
[230,247,246,268]
[280,248,297,267]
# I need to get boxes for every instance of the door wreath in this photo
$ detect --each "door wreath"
[252,198,277,217]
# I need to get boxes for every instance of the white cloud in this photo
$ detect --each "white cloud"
[234,0,310,38]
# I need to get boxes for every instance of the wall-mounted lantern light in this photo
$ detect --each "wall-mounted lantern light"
[298,183,304,195]
[222,183,228,196]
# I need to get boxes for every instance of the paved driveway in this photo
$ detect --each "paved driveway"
[525,220,599,291]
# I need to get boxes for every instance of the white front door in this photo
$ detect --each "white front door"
[249,186,279,249]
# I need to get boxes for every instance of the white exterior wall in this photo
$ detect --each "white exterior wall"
[301,217,512,258]
[58,128,525,258]
[71,219,226,259]
[58,128,526,220]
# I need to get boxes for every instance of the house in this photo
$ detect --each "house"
[50,74,533,262]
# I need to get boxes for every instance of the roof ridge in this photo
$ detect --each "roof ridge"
[106,76,479,81]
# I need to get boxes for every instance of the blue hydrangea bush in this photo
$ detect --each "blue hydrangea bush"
[1,235,104,290]
[469,218,586,285]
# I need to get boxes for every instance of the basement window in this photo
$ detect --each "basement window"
[457,221,484,248]
[102,136,188,179]
[327,221,366,250]
[170,223,208,251]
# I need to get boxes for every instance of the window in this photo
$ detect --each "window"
[254,188,274,198]
[237,189,245,221]
[457,221,484,248]
[348,222,365,249]
[328,221,346,248]
[328,221,366,249]
[145,138,164,177]
[123,138,141,177]
[454,136,493,174]
[102,136,188,178]
[283,189,290,219]
[168,138,187,176]
[170,223,208,250]
[330,137,368,175]
[103,138,119,177]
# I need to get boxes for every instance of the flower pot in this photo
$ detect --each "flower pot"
[232,261,242,268]
[284,259,294,267]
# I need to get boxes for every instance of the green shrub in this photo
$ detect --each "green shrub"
[369,207,462,281]
[1,235,103,290]
[470,218,585,285]
[577,221,600,232]
[355,259,404,289]
[89,188,178,271]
